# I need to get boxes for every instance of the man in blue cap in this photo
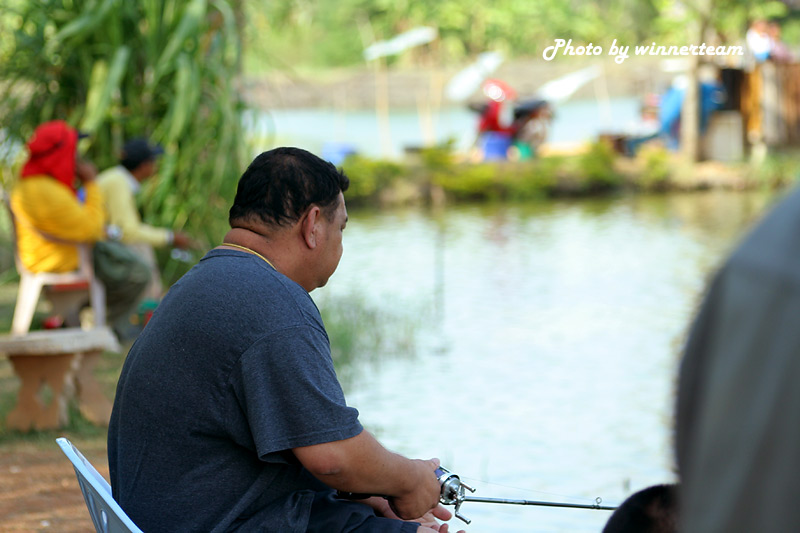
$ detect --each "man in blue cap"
[98,138,194,300]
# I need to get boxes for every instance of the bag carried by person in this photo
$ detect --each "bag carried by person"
[92,241,150,323]
[92,241,148,284]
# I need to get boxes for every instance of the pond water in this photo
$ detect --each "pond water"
[244,97,642,159]
[314,189,780,533]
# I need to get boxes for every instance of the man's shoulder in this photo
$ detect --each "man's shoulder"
[96,166,127,186]
[195,251,323,325]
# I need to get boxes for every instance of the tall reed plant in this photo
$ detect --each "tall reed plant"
[0,0,247,247]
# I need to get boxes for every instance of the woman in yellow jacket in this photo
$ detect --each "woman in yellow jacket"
[11,121,105,273]
[10,121,149,330]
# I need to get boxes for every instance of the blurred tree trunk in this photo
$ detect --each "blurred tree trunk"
[680,0,712,162]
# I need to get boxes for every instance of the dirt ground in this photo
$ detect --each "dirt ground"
[0,438,105,531]
[0,282,125,532]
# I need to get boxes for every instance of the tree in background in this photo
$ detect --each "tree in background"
[0,0,248,257]
[242,0,662,72]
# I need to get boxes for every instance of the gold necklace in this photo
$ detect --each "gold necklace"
[221,242,275,269]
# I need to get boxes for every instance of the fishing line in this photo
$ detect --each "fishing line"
[459,475,617,507]
[436,467,617,524]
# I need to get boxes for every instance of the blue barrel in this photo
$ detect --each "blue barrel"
[480,132,512,160]
[322,142,356,166]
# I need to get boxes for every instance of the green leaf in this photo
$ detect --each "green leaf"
[80,46,130,133]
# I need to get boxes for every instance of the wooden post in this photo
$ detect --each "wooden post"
[374,57,393,158]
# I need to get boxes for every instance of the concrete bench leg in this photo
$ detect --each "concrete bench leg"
[6,353,75,431]
[73,350,113,426]
[1,327,119,432]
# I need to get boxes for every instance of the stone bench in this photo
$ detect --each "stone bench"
[0,327,120,431]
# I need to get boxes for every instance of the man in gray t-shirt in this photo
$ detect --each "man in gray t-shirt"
[676,186,800,532]
[108,148,462,533]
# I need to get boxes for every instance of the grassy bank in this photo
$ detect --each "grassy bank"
[1,142,795,284]
[340,143,800,207]
[0,285,421,443]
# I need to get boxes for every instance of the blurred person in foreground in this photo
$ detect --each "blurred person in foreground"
[10,120,149,327]
[97,138,194,301]
[676,185,800,532]
[108,147,462,533]
[602,484,678,533]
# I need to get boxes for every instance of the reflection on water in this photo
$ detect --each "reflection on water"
[315,189,781,533]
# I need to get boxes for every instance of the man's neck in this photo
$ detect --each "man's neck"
[222,222,317,292]
[222,227,275,259]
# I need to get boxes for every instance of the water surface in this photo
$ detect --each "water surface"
[315,189,779,532]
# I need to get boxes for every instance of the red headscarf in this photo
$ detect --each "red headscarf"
[20,121,79,193]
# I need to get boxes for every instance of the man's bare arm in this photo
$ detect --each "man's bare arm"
[293,429,440,520]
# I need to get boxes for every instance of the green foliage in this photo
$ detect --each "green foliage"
[340,155,405,203]
[317,293,418,388]
[0,0,248,252]
[419,141,456,171]
[242,0,664,70]
[431,156,561,201]
[636,144,672,190]
[750,150,800,188]
[507,159,559,199]
[433,164,499,200]
[651,0,788,45]
[577,141,622,191]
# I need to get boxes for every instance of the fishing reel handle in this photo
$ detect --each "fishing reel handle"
[435,466,475,524]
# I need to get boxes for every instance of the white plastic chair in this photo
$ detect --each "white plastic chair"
[4,192,106,334]
[56,437,143,533]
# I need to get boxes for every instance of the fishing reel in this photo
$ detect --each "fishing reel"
[435,466,476,524]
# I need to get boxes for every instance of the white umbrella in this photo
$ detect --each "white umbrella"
[444,51,505,102]
[535,65,601,104]
[363,26,438,61]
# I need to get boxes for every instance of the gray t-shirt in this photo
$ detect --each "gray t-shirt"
[676,186,800,532]
[108,249,366,532]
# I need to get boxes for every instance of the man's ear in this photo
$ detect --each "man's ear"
[301,206,321,249]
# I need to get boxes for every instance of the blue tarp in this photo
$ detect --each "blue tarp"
[660,82,726,149]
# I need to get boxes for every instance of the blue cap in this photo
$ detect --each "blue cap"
[121,138,164,169]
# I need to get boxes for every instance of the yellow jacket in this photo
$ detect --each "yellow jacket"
[10,176,106,273]
[97,166,171,247]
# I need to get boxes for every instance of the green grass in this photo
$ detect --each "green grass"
[0,281,420,443]
[318,292,420,389]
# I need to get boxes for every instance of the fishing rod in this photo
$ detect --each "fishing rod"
[435,467,618,524]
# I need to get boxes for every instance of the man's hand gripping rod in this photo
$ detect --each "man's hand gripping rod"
[435,467,617,525]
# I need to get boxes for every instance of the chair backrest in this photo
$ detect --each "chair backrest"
[55,437,143,533]
[2,189,30,277]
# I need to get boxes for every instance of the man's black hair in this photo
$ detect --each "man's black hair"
[229,147,350,229]
[602,484,678,533]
